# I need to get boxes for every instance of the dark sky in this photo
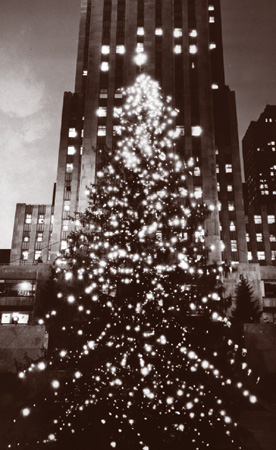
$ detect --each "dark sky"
[1,0,276,248]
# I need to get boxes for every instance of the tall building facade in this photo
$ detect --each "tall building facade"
[242,106,276,322]
[10,0,247,266]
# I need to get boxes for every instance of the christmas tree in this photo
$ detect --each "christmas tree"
[8,74,259,450]
[231,276,262,324]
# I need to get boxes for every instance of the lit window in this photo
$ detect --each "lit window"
[230,222,236,231]
[189,29,197,37]
[217,201,221,211]
[23,236,29,242]
[246,233,250,242]
[66,163,73,173]
[1,312,29,325]
[98,126,106,136]
[228,202,234,211]
[101,62,109,71]
[97,107,107,117]
[37,233,43,242]
[174,45,182,54]
[268,215,275,224]
[101,45,110,55]
[176,125,185,136]
[192,126,202,136]
[51,215,54,224]
[212,83,219,89]
[25,214,32,224]
[231,240,238,252]
[174,28,182,38]
[115,91,123,98]
[189,45,197,54]
[209,16,215,23]
[67,146,76,155]
[272,251,276,260]
[69,128,77,138]
[254,215,262,224]
[216,165,219,174]
[248,251,253,261]
[227,185,233,192]
[137,27,144,36]
[100,89,108,98]
[136,43,144,53]
[22,251,28,261]
[256,233,263,242]
[261,190,269,195]
[83,70,88,76]
[270,234,276,242]
[62,221,69,231]
[225,164,232,173]
[34,250,42,261]
[208,5,215,10]
[116,45,125,54]
[217,183,220,191]
[64,201,70,211]
[155,28,163,36]
[209,43,216,49]
[257,251,265,261]
[61,240,67,250]
[194,167,201,176]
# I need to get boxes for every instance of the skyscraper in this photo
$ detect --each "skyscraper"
[10,0,247,267]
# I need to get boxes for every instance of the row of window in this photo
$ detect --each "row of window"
[217,184,233,192]
[254,215,275,224]
[1,312,29,325]
[23,233,43,243]
[25,214,45,225]
[248,251,276,261]
[216,164,232,174]
[21,250,42,261]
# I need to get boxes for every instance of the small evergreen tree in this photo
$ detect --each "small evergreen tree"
[231,276,262,324]
[8,75,259,450]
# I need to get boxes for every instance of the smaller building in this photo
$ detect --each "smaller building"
[0,264,51,372]
[10,204,54,265]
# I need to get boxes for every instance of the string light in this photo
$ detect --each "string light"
[9,73,257,450]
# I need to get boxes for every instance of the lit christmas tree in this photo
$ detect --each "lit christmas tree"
[9,75,259,450]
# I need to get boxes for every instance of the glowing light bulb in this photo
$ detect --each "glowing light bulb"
[21,408,31,417]
[51,380,60,389]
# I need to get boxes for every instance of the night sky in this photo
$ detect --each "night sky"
[1,0,276,249]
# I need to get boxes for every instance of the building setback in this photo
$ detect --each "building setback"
[11,0,247,267]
